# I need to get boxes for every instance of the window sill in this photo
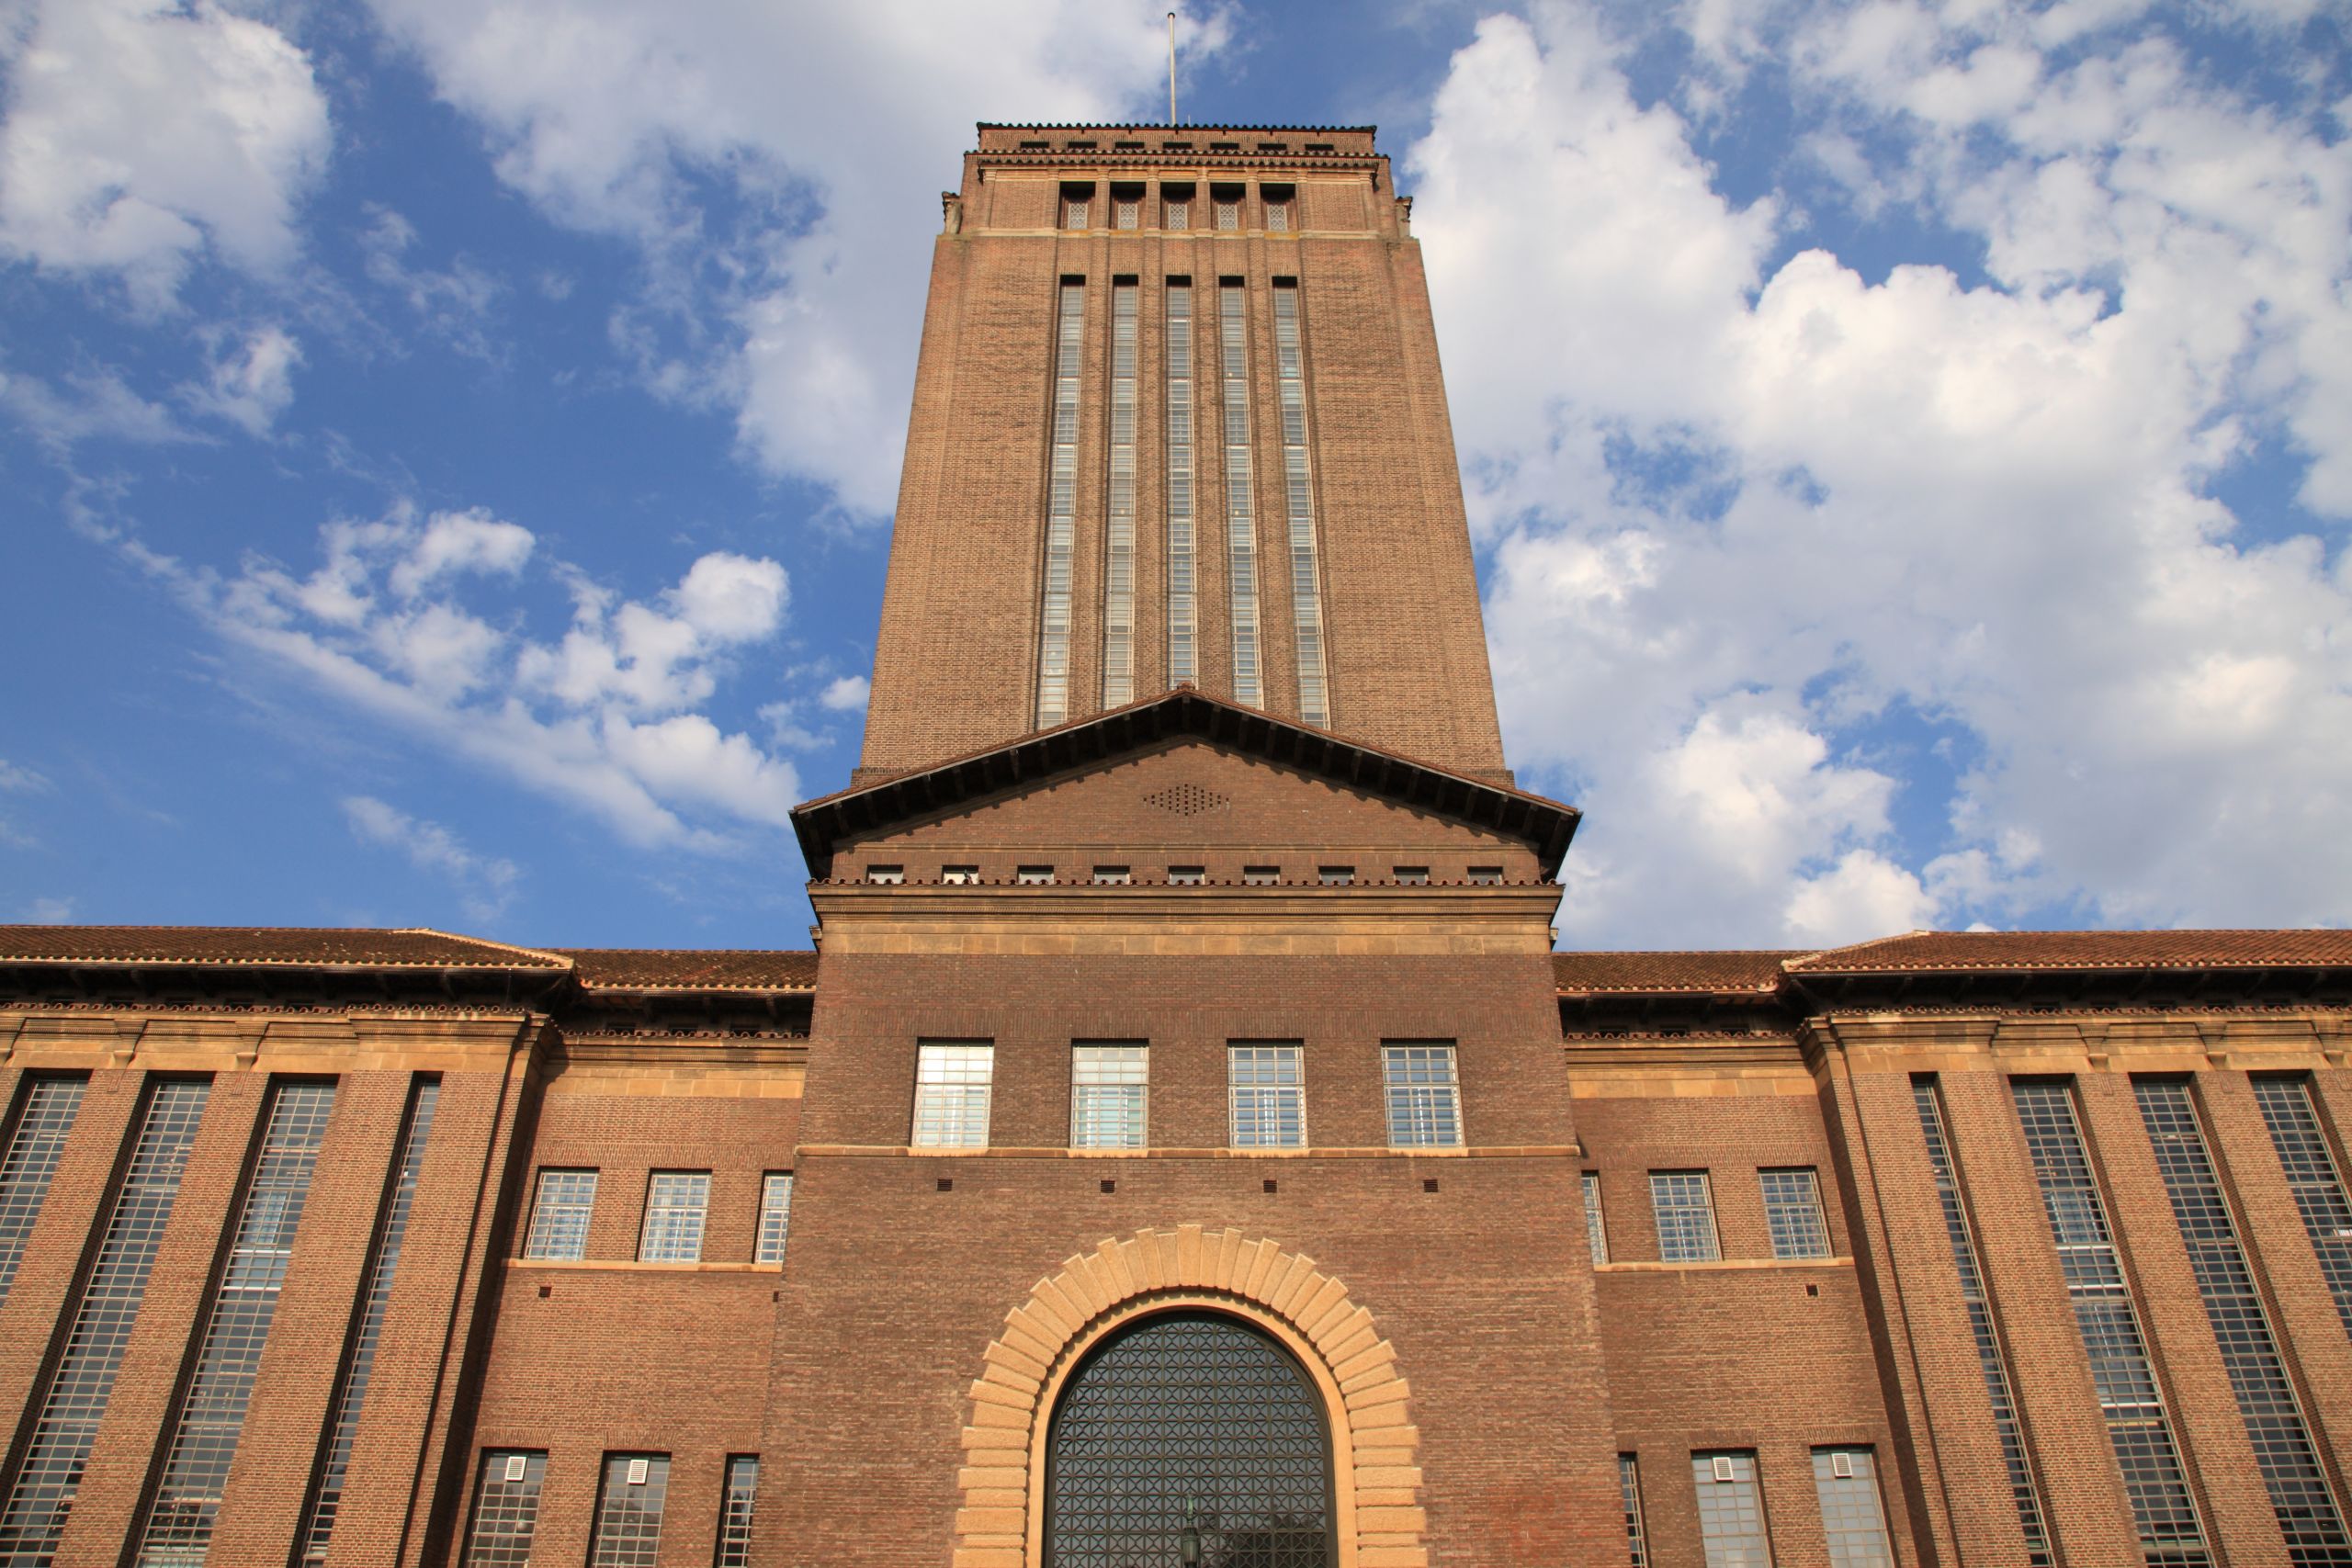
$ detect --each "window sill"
[1595,1257,1851,1272]
[505,1258,781,1273]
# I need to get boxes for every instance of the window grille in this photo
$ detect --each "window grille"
[1812,1449,1894,1567]
[523,1168,597,1260]
[715,1455,759,1568]
[1584,1172,1610,1266]
[1103,281,1138,705]
[1270,285,1330,725]
[2250,1076,2352,1337]
[1382,1044,1462,1148]
[639,1171,711,1262]
[2136,1079,2350,1562]
[1218,282,1261,705]
[1035,281,1084,725]
[1266,200,1290,231]
[586,1453,670,1568]
[300,1078,438,1564]
[1166,199,1189,230]
[1650,1172,1721,1262]
[137,1080,337,1566]
[1620,1454,1647,1566]
[0,1076,85,1304]
[1759,1168,1831,1259]
[460,1450,545,1567]
[2013,1078,2211,1566]
[1691,1451,1771,1567]
[756,1172,793,1265]
[1215,198,1239,230]
[914,1043,995,1147]
[1913,1077,2052,1563]
[1229,1044,1305,1148]
[1065,197,1090,229]
[1072,1045,1148,1149]
[0,1078,210,1561]
[1165,281,1198,682]
[1114,198,1139,230]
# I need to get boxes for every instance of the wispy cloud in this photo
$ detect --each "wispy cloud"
[342,795,520,921]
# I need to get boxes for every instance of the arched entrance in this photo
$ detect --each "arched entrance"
[1046,1312,1335,1566]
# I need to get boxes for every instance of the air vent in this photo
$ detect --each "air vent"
[627,1458,650,1486]
[1145,784,1231,816]
[1831,1451,1854,1479]
[1712,1456,1736,1483]
[505,1456,529,1483]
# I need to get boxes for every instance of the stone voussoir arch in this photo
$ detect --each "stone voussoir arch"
[954,1223,1426,1568]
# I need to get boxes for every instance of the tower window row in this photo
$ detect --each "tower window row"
[1061,180,1295,231]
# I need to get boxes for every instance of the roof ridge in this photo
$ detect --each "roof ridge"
[394,928,574,970]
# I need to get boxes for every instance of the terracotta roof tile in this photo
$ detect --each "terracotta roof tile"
[0,926,568,970]
[555,950,818,992]
[1790,930,2352,974]
[1554,951,1806,995]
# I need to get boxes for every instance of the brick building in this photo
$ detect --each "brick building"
[0,122,2348,1568]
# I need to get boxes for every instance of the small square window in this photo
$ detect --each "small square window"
[1092,865,1132,885]
[865,864,903,885]
[1016,865,1055,885]
[1168,866,1204,885]
[1393,865,1430,885]
[1317,866,1354,886]
[942,865,978,885]
[1242,865,1280,886]
[1467,866,1502,886]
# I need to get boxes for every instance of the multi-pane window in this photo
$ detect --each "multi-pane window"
[300,1078,438,1565]
[1913,1077,2051,1563]
[1063,193,1090,229]
[1165,197,1190,230]
[1271,283,1329,725]
[1165,280,1198,681]
[138,1080,337,1566]
[638,1171,711,1262]
[1102,280,1139,705]
[914,1043,995,1147]
[460,1450,546,1567]
[1760,1168,1830,1259]
[587,1453,671,1568]
[756,1172,793,1265]
[1036,280,1084,725]
[2250,1076,2352,1337]
[1584,1172,1611,1266]
[1266,198,1291,231]
[1621,1454,1648,1567]
[522,1168,597,1260]
[1650,1172,1721,1262]
[1072,1045,1148,1149]
[715,1455,760,1568]
[1218,280,1261,705]
[1114,197,1139,230]
[1691,1452,1772,1567]
[1215,197,1240,230]
[1382,1044,1462,1148]
[2136,1079,2350,1562]
[1229,1044,1306,1148]
[2013,1078,2210,1567]
[0,1077,210,1560]
[0,1075,85,1303]
[1813,1450,1894,1567]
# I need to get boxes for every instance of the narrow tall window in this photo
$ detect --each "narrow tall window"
[639,1171,711,1262]
[913,1043,995,1147]
[1072,1044,1148,1149]
[1650,1172,1721,1262]
[1218,281,1261,705]
[2250,1076,2352,1337]
[1691,1452,1771,1567]
[1813,1450,1894,1568]
[1102,280,1139,705]
[461,1450,546,1567]
[1036,280,1085,726]
[1165,281,1198,682]
[0,1077,210,1562]
[1620,1454,1648,1567]
[137,1080,336,1566]
[1114,196,1139,230]
[1229,1044,1305,1148]
[1382,1044,1462,1148]
[587,1453,671,1568]
[715,1455,760,1568]
[300,1078,438,1565]
[1215,195,1239,230]
[522,1168,597,1260]
[756,1173,793,1265]
[2012,1078,2210,1567]
[0,1076,85,1304]
[1759,1168,1830,1259]
[1584,1172,1611,1266]
[1913,1077,2051,1563]
[1270,284,1330,725]
[1165,197,1190,230]
[2136,1078,2350,1562]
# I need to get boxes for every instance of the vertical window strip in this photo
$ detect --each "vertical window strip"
[913,1043,995,1147]
[2135,1080,2352,1563]
[1165,283,1197,683]
[1812,1450,1895,1568]
[299,1078,438,1566]
[1650,1172,1721,1263]
[1912,1077,2052,1564]
[1102,283,1138,705]
[522,1168,597,1259]
[1584,1173,1611,1266]
[1218,284,1261,705]
[0,1077,211,1563]
[1760,1168,1831,1259]
[2012,1078,2211,1567]
[1270,288,1329,726]
[1071,1045,1148,1149]
[460,1450,545,1567]
[1380,1045,1462,1148]
[1620,1454,1647,1567]
[715,1455,759,1568]
[2249,1077,2352,1337]
[638,1172,711,1262]
[0,1077,85,1304]
[1228,1044,1305,1148]
[1690,1452,1772,1567]
[587,1453,670,1568]
[756,1173,793,1265]
[1036,281,1085,727]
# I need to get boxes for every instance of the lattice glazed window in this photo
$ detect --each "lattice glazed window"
[523,1168,597,1259]
[1165,281,1198,682]
[1584,1173,1611,1266]
[914,1043,996,1147]
[1760,1168,1830,1259]
[756,1173,793,1265]
[1072,1045,1149,1149]
[1103,280,1139,705]
[1270,284,1329,725]
[461,1450,546,1567]
[1691,1451,1770,1567]
[715,1455,760,1568]
[0,1076,85,1304]
[1036,281,1085,726]
[1218,281,1261,705]
[2250,1076,2352,1338]
[1381,1045,1461,1147]
[1229,1044,1306,1148]
[1649,1172,1721,1263]
[638,1172,711,1262]
[1813,1449,1895,1568]
[586,1454,671,1568]
[1620,1454,1648,1566]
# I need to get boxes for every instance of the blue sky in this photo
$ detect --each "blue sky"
[2,0,2346,950]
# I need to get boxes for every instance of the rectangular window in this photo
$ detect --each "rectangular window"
[137,1079,337,1566]
[587,1453,670,1568]
[2249,1076,2352,1337]
[0,1077,209,1560]
[1583,1172,1610,1266]
[1092,865,1132,885]
[1165,279,1198,681]
[1467,866,1502,885]
[1317,866,1353,886]
[1813,1450,1894,1568]
[639,1171,711,1262]
[1063,190,1091,229]
[1166,198,1190,230]
[1382,1044,1463,1148]
[522,1168,597,1260]
[1102,279,1139,705]
[1218,279,1261,705]
[1114,197,1139,230]
[865,864,903,884]
[1620,1454,1648,1567]
[0,1075,85,1304]
[1168,866,1204,885]
[1242,865,1280,885]
[1650,1172,1721,1262]
[1760,1168,1831,1259]
[1017,865,1056,886]
[914,1043,995,1147]
[1036,279,1084,726]
[943,865,978,884]
[460,1450,546,1567]
[756,1172,793,1265]
[1691,1452,1771,1567]
[1072,1044,1148,1149]
[1265,199,1291,231]
[1229,1044,1306,1148]
[1215,197,1240,229]
[715,1455,759,1568]
[1270,283,1329,725]
[1392,865,1429,885]
[300,1078,438,1565]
